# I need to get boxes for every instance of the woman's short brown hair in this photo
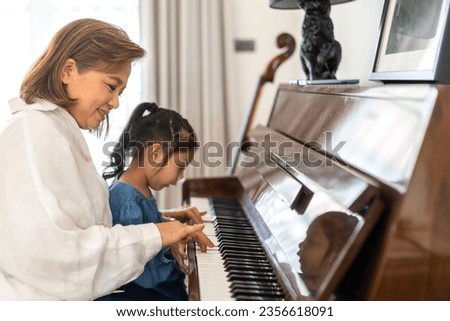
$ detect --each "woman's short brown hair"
[20,18,146,109]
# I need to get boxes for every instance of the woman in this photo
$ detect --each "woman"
[0,18,207,300]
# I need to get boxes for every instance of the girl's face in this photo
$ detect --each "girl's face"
[61,59,131,130]
[297,221,333,278]
[146,149,194,191]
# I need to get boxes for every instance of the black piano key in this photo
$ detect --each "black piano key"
[214,210,246,215]
[226,271,278,281]
[226,268,276,277]
[218,243,265,252]
[221,251,268,261]
[227,272,278,283]
[219,248,266,257]
[216,235,260,244]
[224,264,273,271]
[230,280,283,291]
[219,240,264,249]
[234,294,284,301]
[224,262,274,272]
[214,215,250,221]
[214,221,251,227]
[231,288,285,298]
[215,224,254,231]
[214,216,250,222]
[217,239,261,249]
[224,264,273,272]
[216,232,259,240]
[216,231,258,239]
[224,257,272,268]
[231,287,283,295]
[210,201,241,208]
[215,228,257,236]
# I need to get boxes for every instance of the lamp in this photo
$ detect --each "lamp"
[269,0,355,81]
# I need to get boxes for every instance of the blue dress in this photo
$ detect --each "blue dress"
[97,180,188,301]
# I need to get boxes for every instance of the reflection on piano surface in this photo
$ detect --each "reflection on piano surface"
[184,84,450,300]
[298,211,358,297]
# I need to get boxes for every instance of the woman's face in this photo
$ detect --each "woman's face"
[61,59,131,130]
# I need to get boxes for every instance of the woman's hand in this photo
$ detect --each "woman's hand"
[156,220,214,253]
[191,230,214,253]
[163,206,207,224]
[156,220,204,247]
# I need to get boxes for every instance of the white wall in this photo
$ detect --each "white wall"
[223,0,386,143]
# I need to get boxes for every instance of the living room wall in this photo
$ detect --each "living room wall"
[223,0,386,142]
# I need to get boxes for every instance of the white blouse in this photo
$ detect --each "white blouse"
[0,98,162,300]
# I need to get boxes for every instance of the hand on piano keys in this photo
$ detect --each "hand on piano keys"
[157,220,206,248]
[162,205,208,224]
[163,204,214,273]
[163,204,214,253]
[170,240,189,273]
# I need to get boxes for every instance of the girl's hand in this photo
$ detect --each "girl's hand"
[163,206,207,224]
[170,241,188,273]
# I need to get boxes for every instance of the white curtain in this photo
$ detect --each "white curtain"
[139,0,230,209]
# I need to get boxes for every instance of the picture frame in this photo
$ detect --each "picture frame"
[369,0,450,83]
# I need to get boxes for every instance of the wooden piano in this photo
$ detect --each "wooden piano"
[183,83,450,300]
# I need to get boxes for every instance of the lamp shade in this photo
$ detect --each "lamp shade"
[269,0,354,9]
[268,0,298,9]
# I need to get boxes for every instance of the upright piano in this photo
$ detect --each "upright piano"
[183,83,450,300]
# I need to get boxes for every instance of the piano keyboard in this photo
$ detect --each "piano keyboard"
[189,197,285,300]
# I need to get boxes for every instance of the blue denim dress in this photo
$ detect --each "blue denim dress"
[98,180,187,301]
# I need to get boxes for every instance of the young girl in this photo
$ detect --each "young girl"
[100,102,212,300]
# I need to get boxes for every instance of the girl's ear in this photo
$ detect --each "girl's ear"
[61,58,78,84]
[323,249,339,270]
[148,143,164,166]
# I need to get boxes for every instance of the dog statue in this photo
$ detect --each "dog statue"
[297,0,342,80]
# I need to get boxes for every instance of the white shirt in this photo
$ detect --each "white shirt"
[0,98,162,300]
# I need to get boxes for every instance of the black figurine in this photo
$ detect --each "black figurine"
[297,0,341,80]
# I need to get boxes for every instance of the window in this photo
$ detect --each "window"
[0,0,142,172]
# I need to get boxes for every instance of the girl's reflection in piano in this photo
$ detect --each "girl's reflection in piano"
[297,211,358,296]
